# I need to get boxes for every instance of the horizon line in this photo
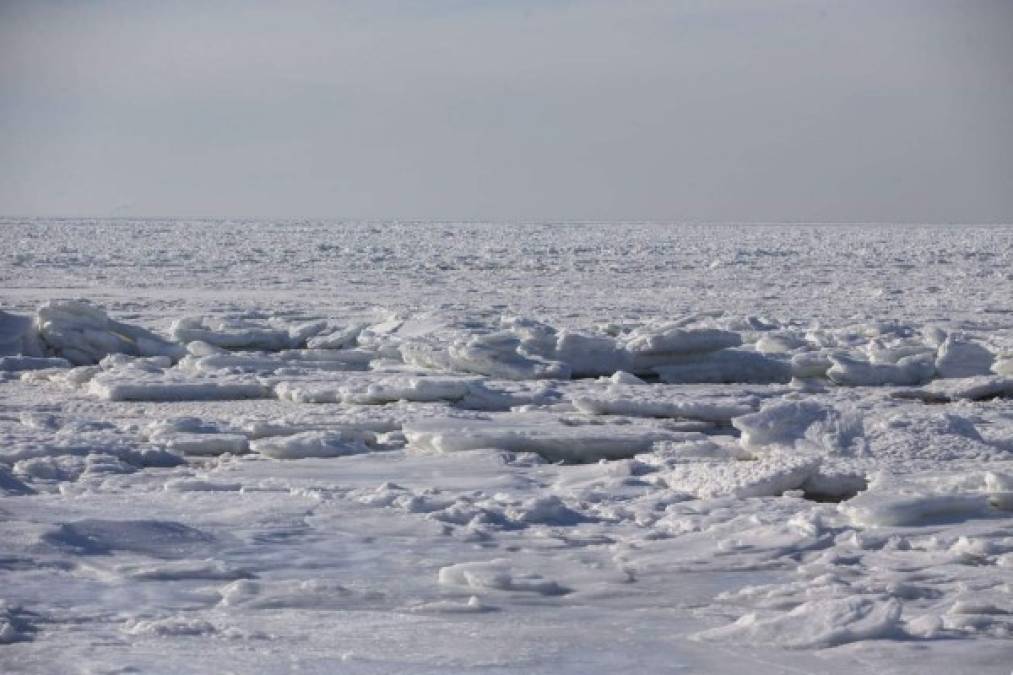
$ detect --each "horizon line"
[2,215,1012,227]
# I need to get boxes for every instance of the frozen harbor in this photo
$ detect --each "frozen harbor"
[1,220,1011,673]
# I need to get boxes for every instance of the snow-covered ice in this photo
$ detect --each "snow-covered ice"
[1,219,1011,674]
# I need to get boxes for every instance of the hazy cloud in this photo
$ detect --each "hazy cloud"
[2,0,1011,221]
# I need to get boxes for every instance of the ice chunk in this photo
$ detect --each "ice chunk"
[340,375,476,405]
[456,379,562,411]
[399,340,457,372]
[185,340,228,357]
[123,616,217,637]
[437,559,569,595]
[401,331,571,380]
[274,374,477,405]
[505,495,589,526]
[502,315,558,354]
[159,433,250,456]
[934,337,994,378]
[88,372,271,402]
[694,597,902,648]
[178,348,373,376]
[217,578,357,610]
[0,355,71,372]
[623,325,742,355]
[754,332,805,354]
[657,452,819,499]
[305,322,365,349]
[550,331,628,377]
[865,338,935,365]
[843,492,990,527]
[571,388,756,422]
[0,309,43,357]
[448,334,571,380]
[827,352,935,386]
[892,375,1013,403]
[404,413,687,462]
[606,370,646,385]
[733,400,864,455]
[654,350,791,385]
[840,474,991,527]
[170,315,298,351]
[985,472,1013,511]
[249,430,370,459]
[35,301,184,365]
[789,351,833,379]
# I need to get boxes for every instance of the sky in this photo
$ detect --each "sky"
[1,0,1011,222]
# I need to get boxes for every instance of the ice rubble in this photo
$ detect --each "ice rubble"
[3,300,1007,395]
[3,296,1012,667]
[35,301,185,365]
[171,315,322,351]
[1,412,184,482]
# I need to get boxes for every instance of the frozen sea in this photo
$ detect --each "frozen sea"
[1,219,1011,673]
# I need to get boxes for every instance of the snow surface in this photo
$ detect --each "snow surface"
[1,219,1011,673]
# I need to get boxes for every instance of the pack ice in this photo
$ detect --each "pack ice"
[1,220,1011,674]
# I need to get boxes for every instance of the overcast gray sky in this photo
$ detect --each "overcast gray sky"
[1,0,1011,221]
